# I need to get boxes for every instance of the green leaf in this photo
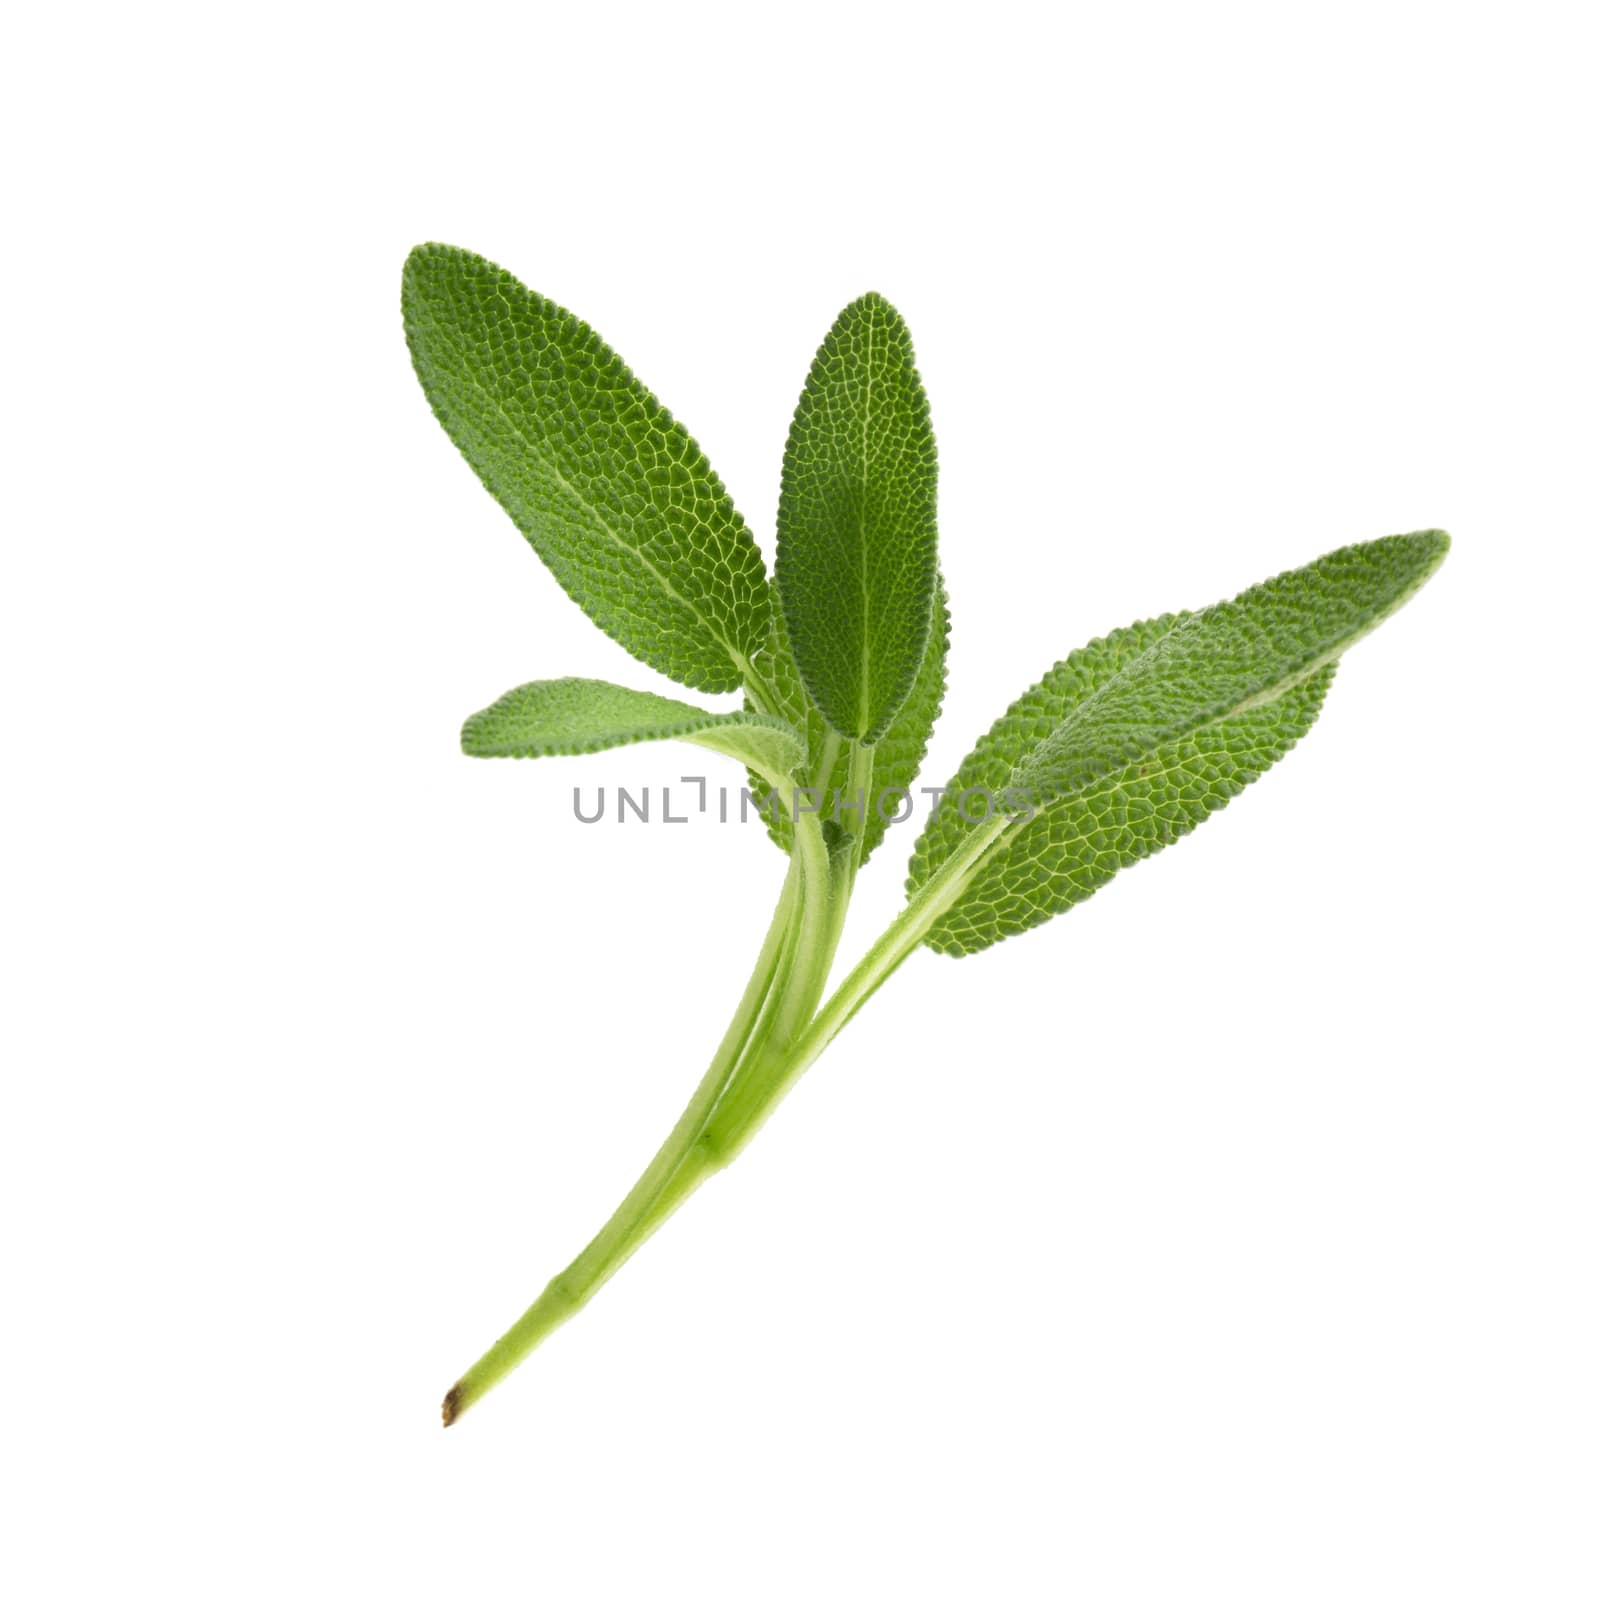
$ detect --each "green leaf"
[463,678,806,789]
[1007,531,1449,806]
[909,529,1448,956]
[748,575,950,863]
[907,616,1335,954]
[403,245,769,693]
[775,293,939,743]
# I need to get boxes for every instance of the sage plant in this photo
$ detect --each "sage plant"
[402,245,1448,1424]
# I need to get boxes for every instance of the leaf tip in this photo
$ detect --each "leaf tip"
[1399,526,1451,569]
[402,239,451,287]
[1393,527,1452,598]
[841,288,906,329]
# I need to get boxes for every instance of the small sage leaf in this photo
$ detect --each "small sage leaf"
[463,677,806,789]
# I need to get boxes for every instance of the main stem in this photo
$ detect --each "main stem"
[442,799,1015,1426]
[441,852,801,1425]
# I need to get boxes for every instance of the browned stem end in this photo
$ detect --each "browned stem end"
[441,1385,463,1428]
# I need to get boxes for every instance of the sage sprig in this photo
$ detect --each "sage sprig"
[403,243,1449,1425]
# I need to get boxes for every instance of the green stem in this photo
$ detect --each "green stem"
[632,792,846,1235]
[699,811,1014,1162]
[443,792,1015,1425]
[760,805,836,1055]
[844,739,875,876]
[815,729,843,804]
[442,854,801,1425]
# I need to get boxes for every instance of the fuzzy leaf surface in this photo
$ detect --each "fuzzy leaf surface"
[748,576,950,862]
[463,678,806,788]
[775,293,938,742]
[403,245,769,692]
[908,616,1335,954]
[1007,531,1448,806]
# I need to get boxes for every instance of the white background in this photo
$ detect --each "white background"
[4,3,1596,1595]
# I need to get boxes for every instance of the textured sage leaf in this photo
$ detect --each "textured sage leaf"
[775,293,939,742]
[748,576,950,862]
[403,245,769,693]
[907,615,1335,954]
[463,677,806,788]
[1007,531,1448,806]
